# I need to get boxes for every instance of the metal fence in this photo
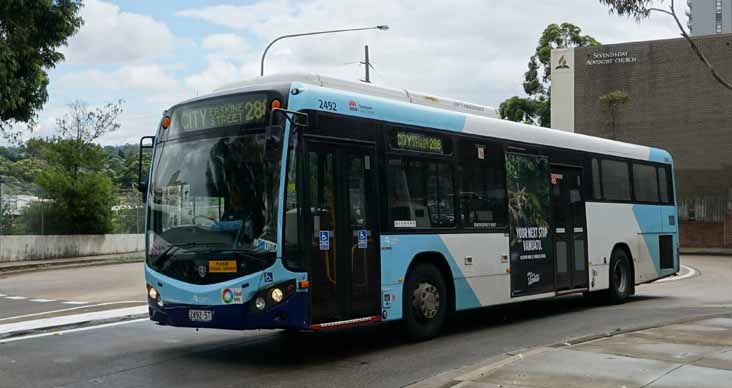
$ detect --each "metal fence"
[678,191,732,223]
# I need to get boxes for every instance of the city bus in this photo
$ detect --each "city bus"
[139,73,679,340]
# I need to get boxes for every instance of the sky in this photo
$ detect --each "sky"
[26,0,684,145]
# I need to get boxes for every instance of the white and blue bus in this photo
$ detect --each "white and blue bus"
[140,74,679,340]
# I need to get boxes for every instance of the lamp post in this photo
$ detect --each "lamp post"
[260,25,389,77]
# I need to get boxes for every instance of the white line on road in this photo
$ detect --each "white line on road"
[0,294,5,297]
[0,301,146,322]
[656,265,698,283]
[61,301,88,305]
[4,296,27,300]
[29,299,56,303]
[0,318,149,344]
[0,305,148,336]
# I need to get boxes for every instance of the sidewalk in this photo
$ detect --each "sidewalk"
[414,315,732,388]
[0,251,144,276]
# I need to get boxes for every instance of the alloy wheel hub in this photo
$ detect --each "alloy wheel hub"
[413,282,440,320]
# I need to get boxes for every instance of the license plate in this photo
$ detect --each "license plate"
[209,260,237,273]
[189,309,212,322]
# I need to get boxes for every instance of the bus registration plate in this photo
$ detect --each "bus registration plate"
[189,309,212,322]
[209,260,237,273]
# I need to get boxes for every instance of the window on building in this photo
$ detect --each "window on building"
[388,158,456,228]
[633,163,659,202]
[601,159,631,201]
[716,0,723,33]
[458,141,507,229]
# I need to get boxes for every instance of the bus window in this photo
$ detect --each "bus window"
[458,141,507,229]
[601,159,631,201]
[658,167,670,203]
[388,158,455,229]
[592,159,602,200]
[633,163,659,203]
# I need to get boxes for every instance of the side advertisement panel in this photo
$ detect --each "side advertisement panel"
[506,153,555,297]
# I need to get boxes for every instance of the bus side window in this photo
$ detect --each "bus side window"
[601,159,631,201]
[592,159,602,200]
[458,140,507,229]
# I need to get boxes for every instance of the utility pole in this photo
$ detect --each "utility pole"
[361,45,371,83]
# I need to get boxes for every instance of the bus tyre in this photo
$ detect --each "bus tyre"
[608,249,632,304]
[403,263,448,341]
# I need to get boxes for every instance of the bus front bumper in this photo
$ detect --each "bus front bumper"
[148,292,310,330]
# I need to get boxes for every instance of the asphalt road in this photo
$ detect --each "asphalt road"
[1,256,731,388]
[0,263,145,319]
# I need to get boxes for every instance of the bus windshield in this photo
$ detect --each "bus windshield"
[146,131,281,283]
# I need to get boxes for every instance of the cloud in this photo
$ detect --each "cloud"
[176,0,297,30]
[201,33,252,61]
[184,59,241,94]
[178,0,679,107]
[58,64,180,92]
[62,0,176,65]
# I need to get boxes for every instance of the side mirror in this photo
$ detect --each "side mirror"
[264,109,309,161]
[264,125,284,161]
[137,136,155,201]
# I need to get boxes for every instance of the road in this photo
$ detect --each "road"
[0,263,145,319]
[0,256,730,388]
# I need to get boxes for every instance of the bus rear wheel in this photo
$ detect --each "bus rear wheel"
[608,249,632,304]
[403,263,448,341]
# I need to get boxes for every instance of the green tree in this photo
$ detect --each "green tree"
[0,1,84,136]
[29,99,124,234]
[599,90,631,140]
[499,23,600,126]
[599,0,732,91]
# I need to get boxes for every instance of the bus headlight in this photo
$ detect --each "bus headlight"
[255,296,266,310]
[148,287,158,301]
[271,288,284,303]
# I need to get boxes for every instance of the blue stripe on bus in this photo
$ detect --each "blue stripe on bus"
[648,148,673,164]
[287,82,467,132]
[632,204,679,276]
[379,234,481,321]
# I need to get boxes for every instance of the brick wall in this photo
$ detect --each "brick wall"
[570,34,732,248]
[680,222,724,248]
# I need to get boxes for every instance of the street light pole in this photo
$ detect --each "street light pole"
[260,25,389,77]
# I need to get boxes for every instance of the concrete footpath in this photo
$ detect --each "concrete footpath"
[414,315,732,388]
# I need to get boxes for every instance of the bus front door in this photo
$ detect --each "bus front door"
[305,140,381,324]
[551,167,589,291]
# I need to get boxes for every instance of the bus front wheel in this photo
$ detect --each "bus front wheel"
[608,249,632,304]
[403,263,448,341]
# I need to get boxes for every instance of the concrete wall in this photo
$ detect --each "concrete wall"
[0,234,144,262]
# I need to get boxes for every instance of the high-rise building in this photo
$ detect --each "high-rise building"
[688,0,732,36]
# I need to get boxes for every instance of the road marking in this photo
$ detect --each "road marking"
[61,301,88,305]
[29,299,56,303]
[0,318,149,344]
[4,296,27,300]
[656,265,697,283]
[0,294,5,297]
[0,305,148,336]
[0,301,146,322]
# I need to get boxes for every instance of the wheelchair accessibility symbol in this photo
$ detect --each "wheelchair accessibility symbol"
[358,230,367,249]
[319,231,330,251]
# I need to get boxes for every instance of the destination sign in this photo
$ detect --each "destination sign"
[394,131,445,154]
[173,94,269,132]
